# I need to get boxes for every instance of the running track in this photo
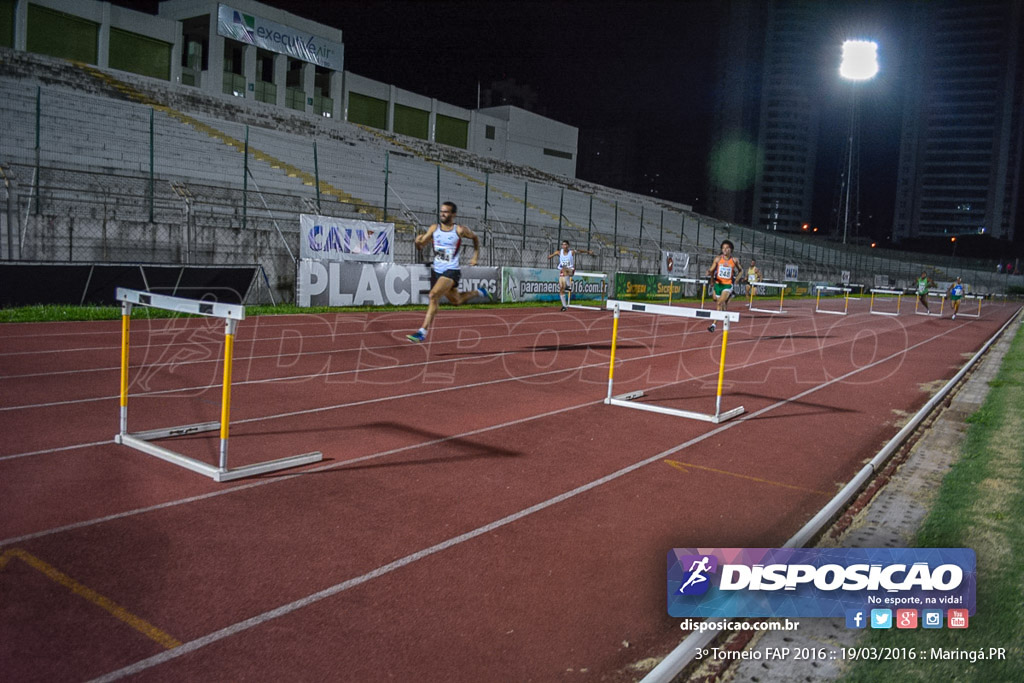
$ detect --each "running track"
[1,299,1019,682]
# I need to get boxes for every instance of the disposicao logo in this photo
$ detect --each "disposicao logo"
[667,548,976,619]
[676,555,718,596]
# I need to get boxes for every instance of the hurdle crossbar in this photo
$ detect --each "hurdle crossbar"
[869,288,903,316]
[913,290,946,317]
[604,299,744,424]
[956,293,984,318]
[566,271,609,310]
[814,286,852,315]
[114,288,322,482]
[667,277,708,308]
[748,282,787,314]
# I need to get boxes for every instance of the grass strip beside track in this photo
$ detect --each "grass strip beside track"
[0,301,601,323]
[841,324,1024,681]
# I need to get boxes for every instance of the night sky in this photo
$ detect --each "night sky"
[112,0,909,240]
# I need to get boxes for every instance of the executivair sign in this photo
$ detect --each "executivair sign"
[217,4,342,69]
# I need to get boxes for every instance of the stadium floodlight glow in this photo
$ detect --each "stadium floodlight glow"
[838,39,878,245]
[839,40,879,81]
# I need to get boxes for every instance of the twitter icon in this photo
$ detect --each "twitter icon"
[870,609,892,629]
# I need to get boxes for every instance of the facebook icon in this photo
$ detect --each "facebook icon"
[845,609,867,629]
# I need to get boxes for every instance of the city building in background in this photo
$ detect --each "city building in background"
[891,0,1024,244]
[708,0,822,234]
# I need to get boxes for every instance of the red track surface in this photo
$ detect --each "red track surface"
[1,300,1018,682]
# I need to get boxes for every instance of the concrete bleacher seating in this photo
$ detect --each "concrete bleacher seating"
[0,46,1011,301]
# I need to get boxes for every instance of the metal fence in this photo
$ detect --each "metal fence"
[1,79,1019,304]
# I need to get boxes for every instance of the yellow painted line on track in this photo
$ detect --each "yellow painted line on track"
[664,460,831,496]
[0,548,182,650]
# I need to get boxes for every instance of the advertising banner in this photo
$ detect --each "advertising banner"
[784,264,800,281]
[613,273,683,301]
[297,261,499,307]
[218,4,342,69]
[780,281,812,297]
[660,251,691,277]
[668,548,976,619]
[300,215,394,263]
[501,267,606,303]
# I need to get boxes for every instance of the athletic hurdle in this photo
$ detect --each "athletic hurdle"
[667,277,708,308]
[957,293,984,318]
[913,290,946,317]
[814,286,853,315]
[604,300,744,424]
[869,288,903,316]
[114,288,323,482]
[566,271,609,310]
[748,282,787,314]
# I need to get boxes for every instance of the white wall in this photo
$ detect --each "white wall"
[476,106,578,177]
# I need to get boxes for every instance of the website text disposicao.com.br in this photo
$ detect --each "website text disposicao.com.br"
[679,618,800,633]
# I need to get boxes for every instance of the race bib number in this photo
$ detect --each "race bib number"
[435,247,456,265]
[717,264,733,279]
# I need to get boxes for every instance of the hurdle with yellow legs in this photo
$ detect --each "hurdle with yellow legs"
[604,300,744,424]
[748,281,787,314]
[119,309,130,435]
[115,288,322,482]
[667,277,708,308]
[566,271,609,310]
[869,288,903,316]
[815,286,852,316]
[913,290,946,317]
[957,293,984,318]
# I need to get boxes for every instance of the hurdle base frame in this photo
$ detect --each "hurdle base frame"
[115,427,323,483]
[605,390,744,424]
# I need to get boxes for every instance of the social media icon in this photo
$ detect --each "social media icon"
[870,609,892,629]
[948,609,969,629]
[922,609,943,628]
[845,609,867,629]
[896,609,918,629]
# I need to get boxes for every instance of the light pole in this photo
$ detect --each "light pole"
[839,40,878,245]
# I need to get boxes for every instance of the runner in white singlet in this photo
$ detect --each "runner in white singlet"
[406,201,491,343]
[547,240,595,311]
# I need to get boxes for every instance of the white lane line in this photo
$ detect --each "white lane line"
[1,311,908,459]
[0,307,912,411]
[0,308,614,359]
[86,323,960,683]
[1,400,598,546]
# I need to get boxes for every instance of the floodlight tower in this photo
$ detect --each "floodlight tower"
[838,40,878,245]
